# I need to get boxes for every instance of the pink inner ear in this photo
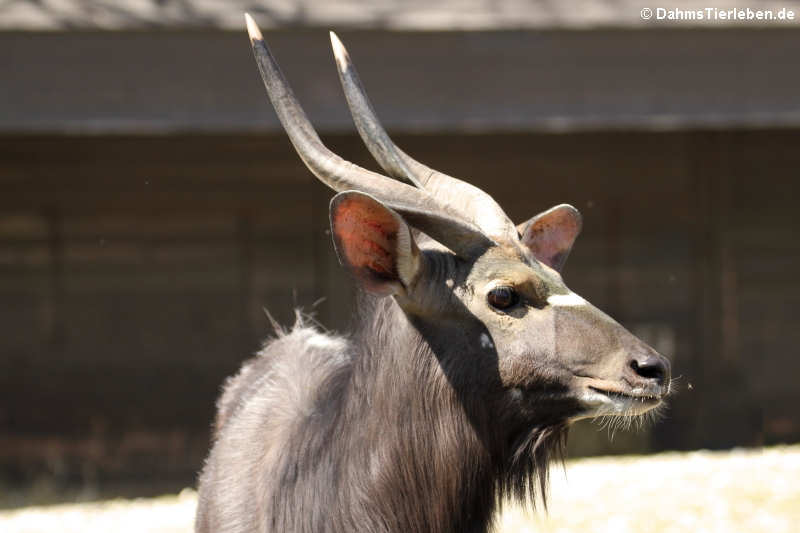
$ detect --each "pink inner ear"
[521,207,581,270]
[333,199,399,278]
[524,222,569,267]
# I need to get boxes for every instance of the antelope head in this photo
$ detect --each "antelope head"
[244,14,671,435]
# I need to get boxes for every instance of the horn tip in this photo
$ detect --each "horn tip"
[245,13,263,43]
[329,31,349,64]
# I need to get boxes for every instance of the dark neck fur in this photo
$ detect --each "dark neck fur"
[275,294,567,532]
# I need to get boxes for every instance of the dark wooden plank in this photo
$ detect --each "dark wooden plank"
[2,28,800,134]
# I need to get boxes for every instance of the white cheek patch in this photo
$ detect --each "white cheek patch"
[547,292,587,307]
[479,333,495,350]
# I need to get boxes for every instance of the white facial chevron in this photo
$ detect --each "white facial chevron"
[547,292,587,307]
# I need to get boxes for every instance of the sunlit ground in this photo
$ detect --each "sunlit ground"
[496,445,800,533]
[1,445,798,533]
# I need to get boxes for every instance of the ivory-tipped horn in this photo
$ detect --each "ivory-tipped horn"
[329,31,518,243]
[245,14,492,256]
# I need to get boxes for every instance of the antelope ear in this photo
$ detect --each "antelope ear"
[517,204,582,272]
[330,191,421,296]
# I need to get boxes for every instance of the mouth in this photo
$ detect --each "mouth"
[575,378,666,418]
[587,386,661,406]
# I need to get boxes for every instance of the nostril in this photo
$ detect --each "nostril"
[629,356,667,383]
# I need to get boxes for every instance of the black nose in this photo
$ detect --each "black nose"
[629,354,670,386]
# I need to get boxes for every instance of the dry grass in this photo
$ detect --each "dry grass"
[497,445,800,533]
[1,445,798,533]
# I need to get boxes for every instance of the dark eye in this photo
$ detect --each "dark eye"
[487,286,519,310]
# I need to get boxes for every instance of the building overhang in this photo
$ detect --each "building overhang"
[4,1,800,31]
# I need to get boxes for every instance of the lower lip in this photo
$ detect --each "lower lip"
[589,387,661,402]
[583,387,662,411]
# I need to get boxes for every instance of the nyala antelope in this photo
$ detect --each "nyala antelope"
[195,14,672,533]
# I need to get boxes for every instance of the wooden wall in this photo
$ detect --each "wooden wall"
[3,28,800,134]
[0,130,797,498]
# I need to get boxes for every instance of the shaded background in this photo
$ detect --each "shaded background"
[1,0,799,505]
